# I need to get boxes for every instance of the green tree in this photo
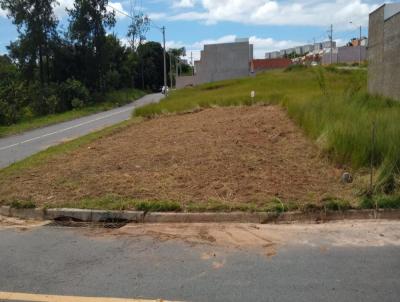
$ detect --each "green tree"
[127,12,150,51]
[126,12,150,89]
[0,55,27,125]
[0,0,59,86]
[167,47,193,78]
[136,42,164,91]
[67,0,116,92]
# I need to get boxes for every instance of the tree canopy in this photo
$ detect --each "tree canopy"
[0,0,191,126]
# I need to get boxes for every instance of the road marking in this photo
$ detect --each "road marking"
[0,106,135,152]
[0,291,181,302]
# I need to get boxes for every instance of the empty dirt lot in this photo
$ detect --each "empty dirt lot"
[0,106,354,208]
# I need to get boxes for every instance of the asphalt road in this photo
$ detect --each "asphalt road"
[0,93,164,169]
[1,220,399,302]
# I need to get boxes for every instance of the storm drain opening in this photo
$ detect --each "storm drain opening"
[98,218,130,229]
[46,217,130,229]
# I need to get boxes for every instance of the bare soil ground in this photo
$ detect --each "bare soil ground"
[0,106,353,207]
[0,215,47,229]
[85,221,400,257]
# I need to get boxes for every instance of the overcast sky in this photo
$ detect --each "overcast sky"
[0,0,382,60]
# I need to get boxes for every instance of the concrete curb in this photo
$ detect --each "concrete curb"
[0,206,144,223]
[2,206,400,224]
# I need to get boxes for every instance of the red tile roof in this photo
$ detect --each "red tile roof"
[251,58,292,71]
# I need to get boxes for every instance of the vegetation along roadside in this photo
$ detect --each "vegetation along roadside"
[136,66,400,198]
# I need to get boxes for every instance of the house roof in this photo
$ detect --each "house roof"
[252,58,292,70]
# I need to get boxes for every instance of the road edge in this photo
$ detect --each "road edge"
[1,206,400,224]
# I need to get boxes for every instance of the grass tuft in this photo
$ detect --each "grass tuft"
[9,200,36,209]
[322,198,352,211]
[134,200,182,212]
[359,195,400,209]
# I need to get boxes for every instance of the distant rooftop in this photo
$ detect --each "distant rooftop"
[235,38,249,43]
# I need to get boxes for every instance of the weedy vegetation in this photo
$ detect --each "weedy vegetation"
[135,66,400,198]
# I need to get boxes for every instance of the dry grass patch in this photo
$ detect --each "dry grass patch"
[0,106,354,209]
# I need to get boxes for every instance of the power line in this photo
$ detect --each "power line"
[106,3,163,31]
[105,3,168,89]
[329,24,333,64]
[107,3,132,19]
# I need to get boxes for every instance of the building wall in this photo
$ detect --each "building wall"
[368,5,385,96]
[321,46,366,65]
[176,75,197,89]
[321,52,337,65]
[368,4,400,100]
[382,9,400,100]
[265,51,281,59]
[295,47,303,55]
[338,46,367,63]
[196,41,251,84]
[302,45,313,53]
[271,51,280,59]
[176,41,252,89]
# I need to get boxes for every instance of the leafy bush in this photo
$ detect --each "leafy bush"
[105,70,121,90]
[0,81,28,125]
[45,94,59,114]
[71,98,84,109]
[28,83,60,116]
[58,79,90,112]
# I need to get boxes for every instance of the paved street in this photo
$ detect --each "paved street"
[0,93,164,169]
[1,218,400,302]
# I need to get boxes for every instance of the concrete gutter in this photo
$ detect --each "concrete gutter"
[1,206,400,224]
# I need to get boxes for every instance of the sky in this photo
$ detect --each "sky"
[0,0,384,60]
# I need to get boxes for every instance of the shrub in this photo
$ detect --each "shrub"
[45,94,59,114]
[0,57,27,125]
[71,98,84,109]
[105,70,121,90]
[0,81,28,125]
[58,79,90,112]
[28,83,60,116]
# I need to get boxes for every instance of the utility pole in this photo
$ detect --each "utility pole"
[350,21,363,65]
[162,26,167,90]
[329,24,333,65]
[169,51,173,89]
[359,25,362,65]
[175,57,179,85]
[191,52,194,76]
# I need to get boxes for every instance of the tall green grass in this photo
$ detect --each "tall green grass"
[135,67,400,194]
